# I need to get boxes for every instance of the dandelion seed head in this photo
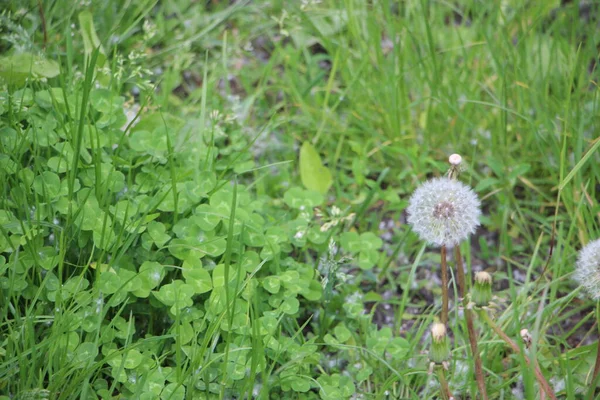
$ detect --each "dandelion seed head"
[433,201,455,219]
[407,177,481,247]
[575,238,600,299]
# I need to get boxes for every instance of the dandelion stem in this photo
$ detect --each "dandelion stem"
[478,310,557,400]
[593,340,600,388]
[586,300,600,400]
[455,246,488,400]
[441,245,449,325]
[435,366,453,400]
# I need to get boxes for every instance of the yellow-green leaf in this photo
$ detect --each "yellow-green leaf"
[0,53,60,86]
[299,141,332,194]
[78,11,106,66]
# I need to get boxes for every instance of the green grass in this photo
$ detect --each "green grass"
[1,0,600,399]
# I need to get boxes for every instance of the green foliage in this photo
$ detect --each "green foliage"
[1,0,600,399]
[340,231,383,270]
[300,141,332,194]
[0,53,60,85]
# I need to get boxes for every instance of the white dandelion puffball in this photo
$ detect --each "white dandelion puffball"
[407,177,481,247]
[575,238,600,299]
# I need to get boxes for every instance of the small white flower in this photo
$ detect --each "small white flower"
[407,177,481,247]
[331,205,341,217]
[574,238,600,299]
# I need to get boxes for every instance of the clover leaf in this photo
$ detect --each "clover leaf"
[318,373,355,400]
[153,280,195,313]
[387,337,409,358]
[160,383,185,400]
[283,187,324,210]
[366,327,393,357]
[36,247,59,271]
[33,171,61,199]
[240,251,260,272]
[262,276,280,294]
[194,204,222,231]
[212,263,240,288]
[0,53,60,85]
[279,296,299,315]
[340,231,382,269]
[182,257,212,294]
[147,221,171,248]
[73,342,98,366]
[98,270,121,295]
[129,129,168,157]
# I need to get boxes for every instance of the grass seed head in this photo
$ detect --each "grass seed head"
[575,238,600,300]
[407,177,481,247]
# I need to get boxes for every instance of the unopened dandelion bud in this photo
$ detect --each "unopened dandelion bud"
[407,177,481,247]
[449,154,462,166]
[448,153,463,179]
[472,271,493,307]
[429,323,451,364]
[574,238,600,299]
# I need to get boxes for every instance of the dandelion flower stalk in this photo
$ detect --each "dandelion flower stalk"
[440,245,449,325]
[588,301,600,400]
[435,368,452,400]
[455,246,488,400]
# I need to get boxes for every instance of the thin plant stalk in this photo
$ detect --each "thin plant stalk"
[586,300,600,400]
[478,310,557,400]
[441,245,449,325]
[455,246,488,400]
[435,367,452,400]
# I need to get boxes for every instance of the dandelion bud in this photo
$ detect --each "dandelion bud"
[449,154,462,166]
[472,271,493,307]
[447,153,464,179]
[574,238,600,299]
[429,323,451,364]
[407,177,481,247]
